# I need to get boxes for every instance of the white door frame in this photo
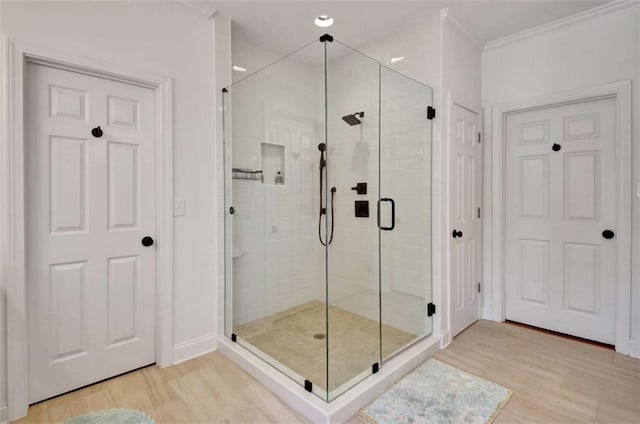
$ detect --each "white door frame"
[489,81,632,355]
[1,37,174,421]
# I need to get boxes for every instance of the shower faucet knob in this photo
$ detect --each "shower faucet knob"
[351,182,367,195]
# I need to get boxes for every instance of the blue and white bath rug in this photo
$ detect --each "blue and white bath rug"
[360,359,512,424]
[64,408,155,424]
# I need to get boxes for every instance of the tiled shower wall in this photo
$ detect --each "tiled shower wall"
[229,47,326,325]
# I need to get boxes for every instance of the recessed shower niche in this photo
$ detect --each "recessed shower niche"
[223,34,435,402]
[260,142,285,185]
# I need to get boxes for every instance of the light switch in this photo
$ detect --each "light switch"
[174,198,186,216]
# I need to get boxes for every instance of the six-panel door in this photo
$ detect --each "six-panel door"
[25,63,157,402]
[449,103,482,337]
[505,97,616,344]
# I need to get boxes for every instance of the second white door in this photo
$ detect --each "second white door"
[26,63,157,402]
[505,97,617,344]
[449,102,482,337]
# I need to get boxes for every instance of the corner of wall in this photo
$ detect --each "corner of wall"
[172,332,218,365]
[0,403,7,424]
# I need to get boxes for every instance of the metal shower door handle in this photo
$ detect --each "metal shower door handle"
[377,198,395,231]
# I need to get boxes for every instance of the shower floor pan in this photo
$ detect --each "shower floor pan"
[233,300,416,392]
[219,301,440,423]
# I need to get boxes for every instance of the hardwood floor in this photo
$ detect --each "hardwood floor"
[433,320,640,424]
[15,320,640,423]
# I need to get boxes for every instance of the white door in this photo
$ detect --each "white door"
[449,103,482,337]
[505,97,616,344]
[25,63,157,403]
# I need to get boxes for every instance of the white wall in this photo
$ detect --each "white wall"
[0,0,218,410]
[482,4,640,354]
[440,11,483,340]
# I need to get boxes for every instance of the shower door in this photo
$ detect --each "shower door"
[379,66,435,356]
[324,41,382,400]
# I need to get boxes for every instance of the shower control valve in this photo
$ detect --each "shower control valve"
[351,182,367,195]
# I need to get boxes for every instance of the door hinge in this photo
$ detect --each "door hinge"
[304,380,313,392]
[477,207,481,218]
[477,282,481,293]
[427,302,436,317]
[478,132,481,143]
[372,363,380,374]
[427,106,436,120]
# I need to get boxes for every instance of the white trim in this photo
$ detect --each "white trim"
[485,0,639,50]
[172,333,218,365]
[1,37,174,421]
[490,81,633,355]
[0,404,7,424]
[440,329,451,349]
[440,8,484,50]
[176,0,217,18]
[219,334,440,424]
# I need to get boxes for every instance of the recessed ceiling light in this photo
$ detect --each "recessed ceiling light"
[315,15,334,28]
[232,65,247,72]
[390,56,405,63]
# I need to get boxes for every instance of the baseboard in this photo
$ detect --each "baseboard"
[440,329,451,348]
[629,340,640,359]
[0,403,8,424]
[481,307,493,320]
[172,332,217,365]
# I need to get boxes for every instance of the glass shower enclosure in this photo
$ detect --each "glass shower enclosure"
[223,35,434,402]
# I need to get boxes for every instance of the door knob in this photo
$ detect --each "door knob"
[91,126,103,138]
[141,236,154,247]
[552,143,561,152]
[452,230,463,239]
[602,230,615,239]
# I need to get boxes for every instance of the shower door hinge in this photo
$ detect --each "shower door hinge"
[231,333,237,342]
[372,363,380,374]
[477,282,482,293]
[427,302,436,317]
[304,380,313,392]
[427,106,436,120]
[478,132,481,143]
[477,207,481,218]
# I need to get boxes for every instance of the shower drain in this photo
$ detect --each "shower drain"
[313,333,326,340]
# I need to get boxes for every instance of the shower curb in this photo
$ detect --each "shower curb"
[218,334,440,423]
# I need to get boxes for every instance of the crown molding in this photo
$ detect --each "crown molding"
[176,0,217,18]
[485,0,639,50]
[440,8,484,50]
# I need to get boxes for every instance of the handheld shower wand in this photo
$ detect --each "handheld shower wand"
[317,143,336,246]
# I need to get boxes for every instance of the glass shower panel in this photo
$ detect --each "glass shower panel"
[223,41,329,400]
[379,66,434,359]
[325,41,381,400]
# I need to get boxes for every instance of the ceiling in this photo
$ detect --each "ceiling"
[211,0,610,52]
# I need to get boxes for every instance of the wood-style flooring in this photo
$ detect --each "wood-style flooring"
[15,320,640,423]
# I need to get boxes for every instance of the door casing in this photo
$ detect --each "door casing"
[488,81,632,354]
[1,36,174,421]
